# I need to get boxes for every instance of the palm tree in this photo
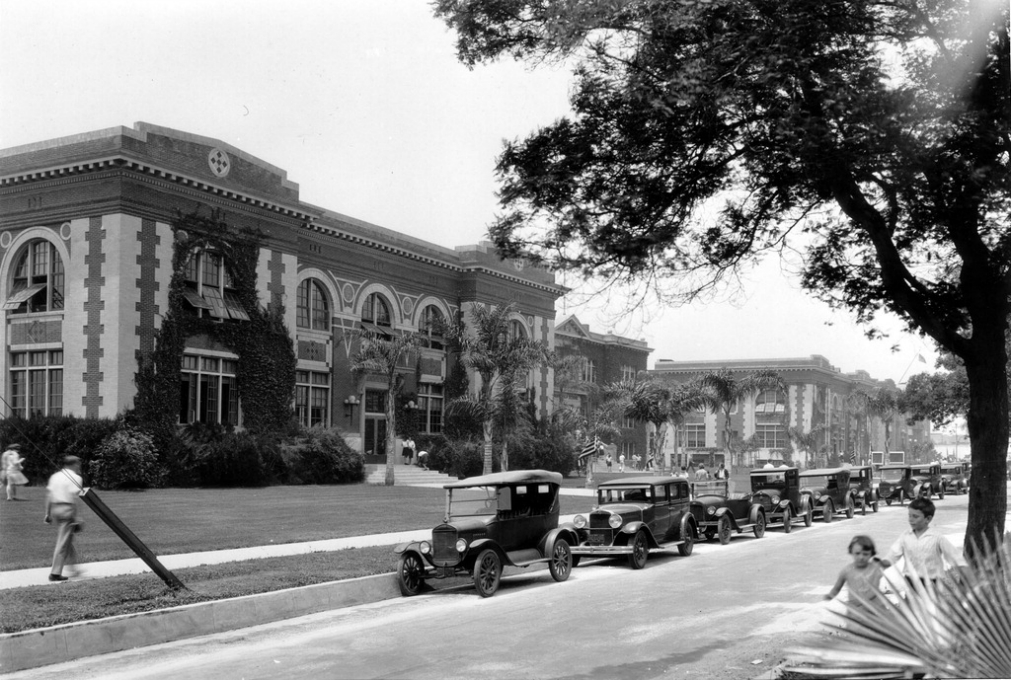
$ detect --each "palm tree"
[447,304,549,475]
[349,329,421,486]
[696,369,785,471]
[552,353,622,482]
[867,389,899,456]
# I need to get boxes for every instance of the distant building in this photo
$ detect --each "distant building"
[553,315,651,462]
[650,355,931,470]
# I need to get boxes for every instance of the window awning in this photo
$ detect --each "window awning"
[360,321,393,338]
[3,283,46,310]
[201,287,229,319]
[223,292,250,321]
[181,287,212,310]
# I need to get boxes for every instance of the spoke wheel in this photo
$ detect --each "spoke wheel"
[872,501,879,513]
[823,500,834,523]
[782,507,792,534]
[678,522,694,556]
[397,553,425,597]
[718,515,732,545]
[628,530,649,569]
[753,512,766,539]
[548,539,572,582]
[473,549,502,598]
[845,496,855,519]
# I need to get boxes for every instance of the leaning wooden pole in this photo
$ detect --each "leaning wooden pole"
[80,488,187,591]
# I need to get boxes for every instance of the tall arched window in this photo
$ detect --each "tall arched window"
[180,250,249,321]
[509,318,527,340]
[4,240,64,314]
[297,279,330,330]
[421,305,445,350]
[362,293,392,327]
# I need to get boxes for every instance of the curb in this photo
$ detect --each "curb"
[0,572,400,674]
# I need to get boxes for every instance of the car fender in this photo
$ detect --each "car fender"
[777,499,792,510]
[748,504,764,526]
[679,513,696,541]
[818,494,831,506]
[466,538,506,563]
[714,508,739,530]
[541,527,580,555]
[854,489,866,501]
[394,540,425,556]
[621,521,659,547]
[913,483,925,497]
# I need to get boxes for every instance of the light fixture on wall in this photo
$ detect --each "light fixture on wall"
[405,400,420,411]
[343,395,360,421]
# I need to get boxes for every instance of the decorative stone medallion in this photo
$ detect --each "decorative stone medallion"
[0,232,11,250]
[59,222,72,240]
[342,283,355,304]
[208,148,231,178]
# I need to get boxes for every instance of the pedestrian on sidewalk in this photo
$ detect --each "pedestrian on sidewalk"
[877,497,967,593]
[402,437,415,466]
[4,444,28,500]
[824,535,886,612]
[44,456,83,582]
[618,453,625,472]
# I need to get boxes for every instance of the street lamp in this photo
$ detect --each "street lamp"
[343,395,360,422]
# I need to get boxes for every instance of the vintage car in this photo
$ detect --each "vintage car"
[848,465,879,514]
[911,463,945,500]
[568,476,696,569]
[878,464,916,505]
[689,479,767,544]
[798,468,855,522]
[940,462,970,494]
[393,470,579,598]
[750,467,813,532]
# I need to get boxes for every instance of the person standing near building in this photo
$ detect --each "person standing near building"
[44,456,83,582]
[4,444,28,501]
[618,453,625,473]
[695,464,710,480]
[715,463,730,480]
[402,437,415,466]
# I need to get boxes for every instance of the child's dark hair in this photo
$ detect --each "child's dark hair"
[848,535,876,556]
[908,497,936,518]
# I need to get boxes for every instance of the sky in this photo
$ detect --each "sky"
[0,0,935,385]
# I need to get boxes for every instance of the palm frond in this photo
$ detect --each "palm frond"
[784,537,1011,679]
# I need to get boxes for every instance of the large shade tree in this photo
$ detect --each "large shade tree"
[447,303,550,475]
[434,0,1011,553]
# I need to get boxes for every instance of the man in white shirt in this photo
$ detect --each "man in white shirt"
[44,456,83,582]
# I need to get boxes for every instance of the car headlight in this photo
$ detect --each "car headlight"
[608,514,623,529]
[419,541,431,555]
[706,506,716,516]
[771,495,780,505]
[573,514,587,529]
[455,538,468,553]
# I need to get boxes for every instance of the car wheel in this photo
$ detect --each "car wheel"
[473,549,502,598]
[397,553,425,597]
[678,523,694,557]
[861,498,867,516]
[823,500,834,523]
[845,496,855,519]
[804,506,814,527]
[718,515,732,545]
[548,539,572,582]
[628,530,649,569]
[753,512,766,539]
[939,486,945,500]
[872,501,879,513]
[782,507,792,534]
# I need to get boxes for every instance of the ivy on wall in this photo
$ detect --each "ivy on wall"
[133,209,297,437]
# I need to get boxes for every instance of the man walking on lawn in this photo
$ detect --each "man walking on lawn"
[44,456,83,582]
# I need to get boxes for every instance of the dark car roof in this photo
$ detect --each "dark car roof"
[941,463,963,469]
[750,467,797,474]
[799,467,848,476]
[878,464,911,470]
[443,469,562,489]
[597,476,685,488]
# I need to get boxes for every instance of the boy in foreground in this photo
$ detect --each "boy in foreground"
[878,497,966,590]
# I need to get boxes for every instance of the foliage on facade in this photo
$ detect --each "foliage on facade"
[133,210,297,439]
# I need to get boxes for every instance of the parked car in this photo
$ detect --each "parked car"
[911,463,945,500]
[690,479,767,544]
[798,468,855,522]
[848,465,879,514]
[568,476,696,569]
[940,462,969,495]
[750,466,813,532]
[393,470,579,598]
[878,464,915,505]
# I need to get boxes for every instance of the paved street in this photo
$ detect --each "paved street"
[6,493,976,680]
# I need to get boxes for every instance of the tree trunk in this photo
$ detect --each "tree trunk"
[482,419,494,476]
[502,440,509,472]
[963,330,1009,558]
[385,395,397,486]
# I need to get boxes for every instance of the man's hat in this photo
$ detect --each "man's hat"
[8,443,20,449]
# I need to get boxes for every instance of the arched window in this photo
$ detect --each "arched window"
[362,293,392,327]
[4,240,64,314]
[421,305,445,350]
[509,318,527,340]
[180,250,249,321]
[297,279,330,330]
[754,389,786,414]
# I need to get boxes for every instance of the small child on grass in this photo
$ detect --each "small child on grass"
[825,534,886,611]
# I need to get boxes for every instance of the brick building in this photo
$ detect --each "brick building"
[650,355,931,470]
[0,122,566,456]
[553,315,652,462]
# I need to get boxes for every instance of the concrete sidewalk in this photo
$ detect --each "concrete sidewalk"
[0,487,595,590]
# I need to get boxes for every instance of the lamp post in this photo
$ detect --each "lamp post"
[343,395,360,423]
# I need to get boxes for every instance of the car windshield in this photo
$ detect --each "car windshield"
[694,480,728,497]
[942,465,960,473]
[880,469,906,482]
[598,486,652,504]
[448,487,499,517]
[751,473,786,491]
[800,475,830,490]
[912,468,933,476]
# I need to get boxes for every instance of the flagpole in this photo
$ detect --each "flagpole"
[897,352,928,386]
